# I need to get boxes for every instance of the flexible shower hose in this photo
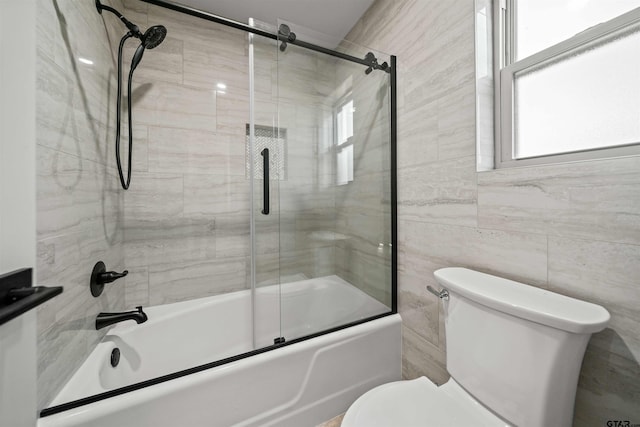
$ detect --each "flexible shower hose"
[115,32,135,190]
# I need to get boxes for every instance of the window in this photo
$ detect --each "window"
[493,0,640,168]
[335,97,354,185]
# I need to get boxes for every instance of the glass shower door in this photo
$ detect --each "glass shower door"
[249,23,283,349]
[275,21,393,343]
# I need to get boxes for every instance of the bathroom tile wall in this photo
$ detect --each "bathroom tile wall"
[35,0,126,409]
[331,57,393,307]
[270,45,338,285]
[119,0,252,307]
[347,0,640,424]
[120,3,336,303]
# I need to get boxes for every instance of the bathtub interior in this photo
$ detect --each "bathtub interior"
[48,275,391,408]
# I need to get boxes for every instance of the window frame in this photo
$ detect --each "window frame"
[493,2,640,169]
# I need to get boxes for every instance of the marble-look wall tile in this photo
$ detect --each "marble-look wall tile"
[36,50,110,168]
[548,237,640,425]
[437,83,476,161]
[347,0,639,421]
[134,81,217,132]
[215,92,250,137]
[36,0,125,408]
[145,2,246,56]
[121,3,255,309]
[183,38,249,91]
[183,174,250,218]
[148,258,247,305]
[398,155,478,227]
[123,37,184,85]
[122,124,149,173]
[398,220,547,352]
[124,266,149,309]
[212,215,251,259]
[396,98,438,169]
[402,325,449,385]
[123,173,183,221]
[398,273,439,346]
[478,156,640,245]
[399,221,548,289]
[124,218,216,268]
[148,127,245,176]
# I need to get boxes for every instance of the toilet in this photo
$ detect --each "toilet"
[342,267,610,427]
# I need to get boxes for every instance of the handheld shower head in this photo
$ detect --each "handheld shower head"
[130,26,167,71]
[131,44,146,71]
[96,0,168,190]
[143,25,167,49]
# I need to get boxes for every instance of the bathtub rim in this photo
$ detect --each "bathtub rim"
[39,310,395,418]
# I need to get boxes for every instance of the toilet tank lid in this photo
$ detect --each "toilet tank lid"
[434,268,610,334]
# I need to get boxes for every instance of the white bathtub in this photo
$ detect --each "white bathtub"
[39,275,401,427]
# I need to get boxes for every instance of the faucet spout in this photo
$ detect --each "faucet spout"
[96,306,148,330]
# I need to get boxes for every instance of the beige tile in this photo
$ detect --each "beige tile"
[123,172,183,221]
[124,218,216,268]
[134,81,216,132]
[398,221,548,288]
[573,331,640,427]
[548,237,640,364]
[437,83,475,161]
[478,156,640,245]
[183,38,249,91]
[398,156,478,227]
[183,174,250,218]
[397,100,438,168]
[148,127,244,175]
[398,273,439,346]
[402,325,449,385]
[124,266,149,309]
[148,258,248,305]
[316,414,345,427]
[123,37,184,85]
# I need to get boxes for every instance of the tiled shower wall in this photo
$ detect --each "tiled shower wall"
[119,3,338,305]
[346,0,640,424]
[120,1,252,307]
[331,57,393,307]
[36,0,126,408]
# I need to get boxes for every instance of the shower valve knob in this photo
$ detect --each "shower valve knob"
[90,261,128,297]
[98,270,129,284]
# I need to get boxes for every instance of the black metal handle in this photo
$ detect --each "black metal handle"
[90,261,128,297]
[261,148,270,215]
[0,268,63,326]
[98,270,129,284]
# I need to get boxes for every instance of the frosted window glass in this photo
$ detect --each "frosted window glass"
[516,0,640,60]
[514,27,640,159]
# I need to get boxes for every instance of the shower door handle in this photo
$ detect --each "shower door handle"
[261,148,269,215]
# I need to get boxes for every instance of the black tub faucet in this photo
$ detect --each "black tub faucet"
[96,306,148,330]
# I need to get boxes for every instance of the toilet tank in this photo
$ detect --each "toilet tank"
[434,268,610,427]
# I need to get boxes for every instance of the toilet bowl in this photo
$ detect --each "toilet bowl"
[343,377,509,427]
[343,268,610,427]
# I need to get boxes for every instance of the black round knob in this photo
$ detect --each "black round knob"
[111,348,121,367]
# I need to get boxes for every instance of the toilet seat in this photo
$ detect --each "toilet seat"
[342,377,511,427]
